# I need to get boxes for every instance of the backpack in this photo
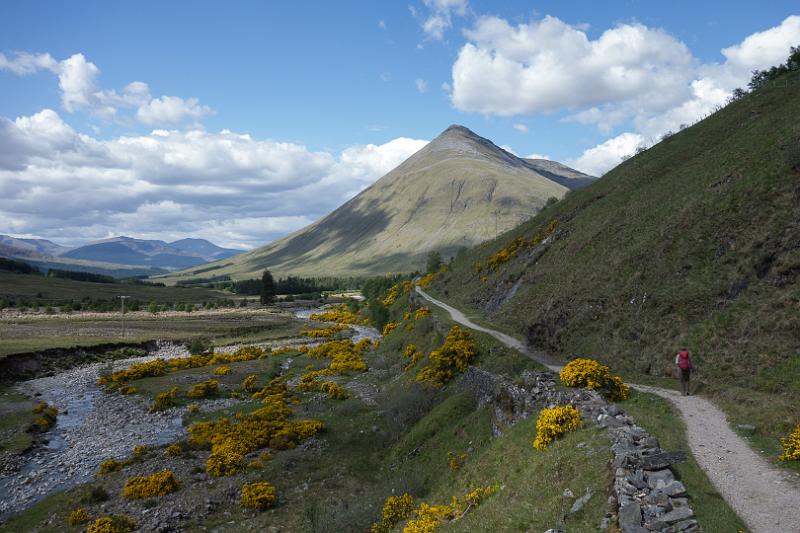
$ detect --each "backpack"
[678,351,692,370]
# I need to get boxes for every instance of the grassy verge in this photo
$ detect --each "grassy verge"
[623,390,747,531]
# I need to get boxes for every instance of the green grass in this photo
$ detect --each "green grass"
[623,390,747,531]
[0,270,229,306]
[0,387,35,454]
[0,309,305,358]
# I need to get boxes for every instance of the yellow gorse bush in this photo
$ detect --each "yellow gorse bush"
[780,424,800,461]
[533,405,581,450]
[383,322,399,336]
[310,304,369,325]
[482,219,558,273]
[29,402,58,433]
[85,515,137,533]
[559,358,629,401]
[240,481,277,510]
[187,378,324,476]
[213,365,232,375]
[402,486,496,532]
[99,346,272,390]
[416,326,477,387]
[122,470,181,499]
[416,273,436,289]
[371,493,415,533]
[150,387,180,412]
[403,344,425,370]
[165,443,183,457]
[68,507,91,525]
[242,374,258,392]
[447,451,467,471]
[187,379,219,399]
[301,324,350,338]
[414,307,431,320]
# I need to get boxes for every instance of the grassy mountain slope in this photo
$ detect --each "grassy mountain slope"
[160,125,594,281]
[429,69,800,452]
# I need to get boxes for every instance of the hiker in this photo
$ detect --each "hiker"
[675,348,694,396]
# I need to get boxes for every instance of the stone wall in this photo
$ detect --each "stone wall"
[458,367,699,532]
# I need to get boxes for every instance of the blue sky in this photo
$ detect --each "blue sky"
[0,1,798,248]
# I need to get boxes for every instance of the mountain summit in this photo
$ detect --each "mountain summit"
[163,125,595,280]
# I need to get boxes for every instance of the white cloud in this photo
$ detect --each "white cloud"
[512,123,528,133]
[0,51,214,126]
[378,19,386,30]
[452,15,694,116]
[415,78,428,93]
[452,14,800,175]
[136,95,213,125]
[418,0,469,40]
[566,132,643,176]
[525,153,549,160]
[0,109,427,248]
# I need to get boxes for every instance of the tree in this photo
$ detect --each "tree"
[261,269,276,305]
[426,251,442,274]
[367,300,390,331]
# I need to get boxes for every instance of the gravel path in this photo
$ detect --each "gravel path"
[416,287,800,533]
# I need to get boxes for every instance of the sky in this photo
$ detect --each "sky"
[1,1,798,249]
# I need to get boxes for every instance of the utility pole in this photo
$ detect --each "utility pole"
[118,296,130,338]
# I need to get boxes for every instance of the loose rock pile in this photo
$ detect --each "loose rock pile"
[458,367,699,532]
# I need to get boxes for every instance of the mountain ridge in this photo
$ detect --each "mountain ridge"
[160,124,595,281]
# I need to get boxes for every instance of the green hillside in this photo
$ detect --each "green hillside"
[159,125,594,282]
[428,68,800,452]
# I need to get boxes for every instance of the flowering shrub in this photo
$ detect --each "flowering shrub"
[403,344,425,370]
[187,379,220,399]
[310,304,369,325]
[304,338,372,373]
[780,424,800,461]
[383,322,399,336]
[240,481,276,510]
[150,387,180,412]
[29,402,58,432]
[119,385,136,395]
[416,326,477,387]
[383,285,400,306]
[165,443,183,457]
[416,273,436,288]
[401,486,496,532]
[133,445,148,457]
[214,366,232,375]
[122,470,181,499]
[371,493,415,533]
[482,219,558,273]
[301,324,350,338]
[559,358,629,401]
[100,346,272,391]
[320,381,348,400]
[186,403,200,414]
[447,451,467,471]
[188,378,324,476]
[414,307,431,320]
[98,458,125,476]
[68,507,91,525]
[533,405,581,450]
[86,515,137,533]
[242,374,258,392]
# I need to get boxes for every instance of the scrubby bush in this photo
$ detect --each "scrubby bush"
[150,387,180,412]
[559,358,629,401]
[382,322,399,336]
[371,493,415,532]
[416,326,477,387]
[447,451,467,471]
[242,374,258,392]
[394,486,495,532]
[68,507,91,525]
[533,405,581,450]
[780,424,800,461]
[165,443,183,457]
[28,402,58,432]
[213,365,232,375]
[86,515,137,533]
[320,381,349,400]
[97,458,125,476]
[122,470,181,499]
[188,336,212,355]
[187,379,219,399]
[240,481,277,510]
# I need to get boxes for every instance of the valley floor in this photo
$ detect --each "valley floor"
[416,287,800,533]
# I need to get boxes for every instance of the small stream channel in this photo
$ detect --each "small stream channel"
[0,306,379,521]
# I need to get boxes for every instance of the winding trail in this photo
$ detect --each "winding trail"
[416,287,800,533]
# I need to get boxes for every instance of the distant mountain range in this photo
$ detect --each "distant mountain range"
[0,235,244,277]
[161,124,596,281]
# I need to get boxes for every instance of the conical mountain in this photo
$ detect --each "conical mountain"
[163,125,594,280]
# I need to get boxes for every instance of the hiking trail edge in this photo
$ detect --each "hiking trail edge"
[415,287,800,533]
